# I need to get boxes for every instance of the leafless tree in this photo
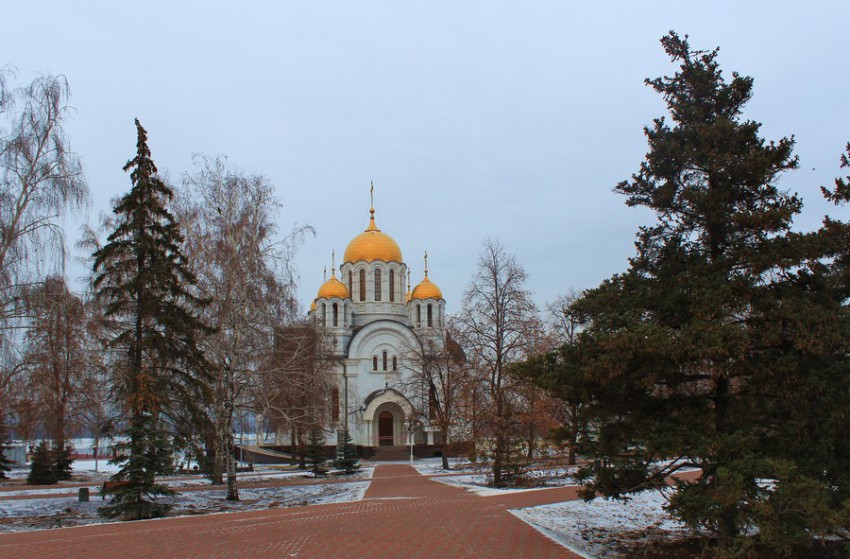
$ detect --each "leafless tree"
[0,70,87,347]
[547,288,584,345]
[455,240,539,485]
[0,70,87,448]
[259,323,335,468]
[177,155,311,499]
[398,323,472,469]
[20,276,89,454]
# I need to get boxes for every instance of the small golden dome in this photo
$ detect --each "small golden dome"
[317,274,349,299]
[310,299,317,312]
[411,276,443,301]
[343,207,403,263]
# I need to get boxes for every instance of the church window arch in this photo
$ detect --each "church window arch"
[417,305,422,327]
[427,304,433,327]
[359,269,366,302]
[348,271,353,296]
[320,303,326,327]
[389,269,395,302]
[392,356,398,371]
[375,269,382,301]
[382,351,388,371]
[373,356,378,371]
[332,303,338,327]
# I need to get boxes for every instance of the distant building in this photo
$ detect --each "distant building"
[308,190,445,450]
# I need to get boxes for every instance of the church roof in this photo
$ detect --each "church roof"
[343,206,403,264]
[411,276,443,300]
[317,274,349,299]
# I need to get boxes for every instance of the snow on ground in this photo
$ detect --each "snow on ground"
[512,489,691,559]
[410,457,478,475]
[429,465,578,496]
[0,462,372,533]
[432,463,688,558]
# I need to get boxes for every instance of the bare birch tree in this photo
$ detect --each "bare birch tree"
[178,155,311,499]
[21,276,88,462]
[259,323,335,468]
[455,240,539,485]
[398,324,471,469]
[0,70,87,433]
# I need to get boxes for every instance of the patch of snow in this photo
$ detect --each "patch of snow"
[512,489,691,559]
[432,470,577,496]
[0,479,370,533]
[410,457,477,475]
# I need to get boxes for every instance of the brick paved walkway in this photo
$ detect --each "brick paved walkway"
[0,464,583,559]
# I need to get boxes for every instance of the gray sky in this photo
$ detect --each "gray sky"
[5,1,849,315]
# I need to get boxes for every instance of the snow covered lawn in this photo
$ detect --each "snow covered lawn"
[0,463,371,533]
[513,489,691,559]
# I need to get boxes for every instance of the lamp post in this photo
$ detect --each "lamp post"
[407,418,415,463]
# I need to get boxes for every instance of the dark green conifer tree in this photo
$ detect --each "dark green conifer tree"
[306,427,327,477]
[571,33,848,556]
[53,443,74,481]
[0,421,13,479]
[334,429,360,475]
[27,441,57,485]
[93,119,212,520]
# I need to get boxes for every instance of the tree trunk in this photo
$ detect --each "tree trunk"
[225,431,239,501]
[567,412,580,465]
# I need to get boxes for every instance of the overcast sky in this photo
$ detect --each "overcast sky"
[5,1,849,316]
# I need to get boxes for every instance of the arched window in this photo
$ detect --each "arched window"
[348,271,353,296]
[373,356,378,371]
[389,270,395,302]
[332,303,338,327]
[392,356,398,371]
[427,304,433,327]
[359,269,366,302]
[320,303,326,327]
[374,269,382,301]
[417,305,421,327]
[382,351,388,371]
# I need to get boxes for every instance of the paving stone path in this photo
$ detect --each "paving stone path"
[0,464,583,559]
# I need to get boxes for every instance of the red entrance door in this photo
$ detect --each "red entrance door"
[378,411,393,446]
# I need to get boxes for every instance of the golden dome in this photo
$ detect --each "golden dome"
[411,276,443,300]
[317,274,350,299]
[343,207,403,263]
[310,299,317,312]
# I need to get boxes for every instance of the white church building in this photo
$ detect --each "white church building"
[307,193,446,454]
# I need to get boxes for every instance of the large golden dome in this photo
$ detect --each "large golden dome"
[411,276,443,300]
[317,274,350,299]
[343,207,403,263]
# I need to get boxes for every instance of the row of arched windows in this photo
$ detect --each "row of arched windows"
[348,268,401,303]
[372,351,398,372]
[415,303,436,328]
[319,302,351,328]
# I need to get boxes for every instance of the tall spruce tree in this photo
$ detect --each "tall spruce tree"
[93,120,212,520]
[572,33,847,556]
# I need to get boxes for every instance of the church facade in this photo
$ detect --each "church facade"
[308,196,446,450]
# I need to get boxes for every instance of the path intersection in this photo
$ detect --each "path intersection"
[0,464,583,559]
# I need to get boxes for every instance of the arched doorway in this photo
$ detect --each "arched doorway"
[378,411,394,446]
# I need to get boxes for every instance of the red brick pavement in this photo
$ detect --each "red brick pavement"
[0,464,583,559]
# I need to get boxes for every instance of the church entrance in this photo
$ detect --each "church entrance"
[378,411,394,446]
